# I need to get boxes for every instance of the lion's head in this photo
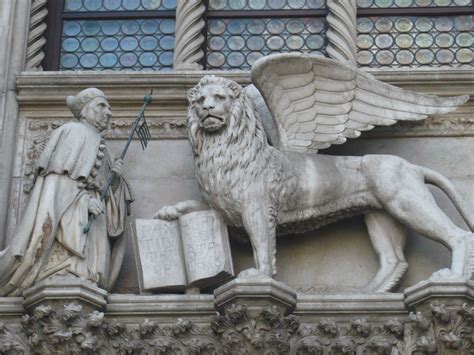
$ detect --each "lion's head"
[188,75,241,132]
[187,75,267,157]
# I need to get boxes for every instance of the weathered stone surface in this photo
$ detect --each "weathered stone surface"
[132,219,187,292]
[0,88,132,297]
[133,210,233,292]
[214,278,297,316]
[23,276,107,312]
[159,56,472,296]
[8,69,474,294]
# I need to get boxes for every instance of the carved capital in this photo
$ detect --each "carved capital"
[211,304,300,354]
[214,278,297,317]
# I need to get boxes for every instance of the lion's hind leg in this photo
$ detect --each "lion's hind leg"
[363,211,408,293]
[381,181,471,278]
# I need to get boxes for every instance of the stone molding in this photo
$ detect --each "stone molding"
[1,291,473,354]
[16,68,474,102]
[214,278,298,316]
[22,276,108,312]
[173,0,206,70]
[25,0,48,71]
[326,0,357,65]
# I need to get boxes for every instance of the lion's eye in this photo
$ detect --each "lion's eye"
[215,95,225,100]
[197,97,204,104]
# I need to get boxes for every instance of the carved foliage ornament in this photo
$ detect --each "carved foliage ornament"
[2,302,472,354]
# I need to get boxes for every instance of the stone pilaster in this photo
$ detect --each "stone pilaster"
[0,0,32,246]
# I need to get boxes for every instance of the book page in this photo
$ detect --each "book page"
[178,210,234,288]
[132,219,187,292]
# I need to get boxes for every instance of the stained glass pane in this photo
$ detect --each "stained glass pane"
[59,19,175,70]
[64,0,176,11]
[208,0,326,10]
[206,18,327,69]
[357,0,472,6]
[357,15,473,67]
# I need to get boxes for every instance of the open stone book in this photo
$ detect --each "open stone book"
[132,210,234,292]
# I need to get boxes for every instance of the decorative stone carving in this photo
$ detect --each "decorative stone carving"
[0,294,473,353]
[0,322,29,354]
[211,304,300,354]
[25,0,48,70]
[326,0,357,64]
[214,277,297,317]
[173,0,205,70]
[0,88,133,296]
[406,303,474,354]
[133,210,233,292]
[16,302,218,354]
[157,53,472,293]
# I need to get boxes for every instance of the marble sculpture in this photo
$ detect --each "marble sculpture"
[0,88,133,296]
[157,53,472,292]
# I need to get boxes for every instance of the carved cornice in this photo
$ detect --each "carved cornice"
[326,0,357,65]
[2,301,472,354]
[25,0,48,71]
[173,0,206,70]
[16,69,474,104]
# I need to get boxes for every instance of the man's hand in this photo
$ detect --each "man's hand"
[111,158,124,177]
[88,198,104,216]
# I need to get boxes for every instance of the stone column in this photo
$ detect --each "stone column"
[25,0,48,71]
[0,0,32,246]
[326,0,358,65]
[173,0,206,70]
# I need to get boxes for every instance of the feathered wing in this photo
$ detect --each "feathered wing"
[251,53,469,153]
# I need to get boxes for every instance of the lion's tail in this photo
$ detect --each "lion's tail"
[422,167,474,232]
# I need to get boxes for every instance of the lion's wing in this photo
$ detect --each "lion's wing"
[251,53,469,153]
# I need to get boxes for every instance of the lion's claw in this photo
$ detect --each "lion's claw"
[154,206,180,220]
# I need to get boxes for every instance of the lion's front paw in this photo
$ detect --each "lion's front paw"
[154,205,180,220]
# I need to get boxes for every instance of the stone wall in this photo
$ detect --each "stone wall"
[8,68,474,294]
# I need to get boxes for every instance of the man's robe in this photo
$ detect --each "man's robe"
[0,122,133,296]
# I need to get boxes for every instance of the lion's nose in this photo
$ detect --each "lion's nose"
[202,99,215,110]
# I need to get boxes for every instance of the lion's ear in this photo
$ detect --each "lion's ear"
[226,81,241,99]
[187,87,198,103]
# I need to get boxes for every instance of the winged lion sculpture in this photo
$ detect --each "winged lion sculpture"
[156,53,473,292]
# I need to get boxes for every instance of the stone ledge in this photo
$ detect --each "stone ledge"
[106,293,215,317]
[0,297,23,316]
[16,67,474,105]
[295,293,406,315]
[22,276,107,312]
[404,278,474,308]
[214,278,297,316]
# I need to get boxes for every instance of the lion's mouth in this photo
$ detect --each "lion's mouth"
[201,114,225,131]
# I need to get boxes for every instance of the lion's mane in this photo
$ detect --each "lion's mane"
[187,76,297,226]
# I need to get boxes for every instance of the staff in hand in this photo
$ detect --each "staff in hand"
[83,90,153,233]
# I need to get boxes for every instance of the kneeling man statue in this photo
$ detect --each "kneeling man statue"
[0,88,133,296]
